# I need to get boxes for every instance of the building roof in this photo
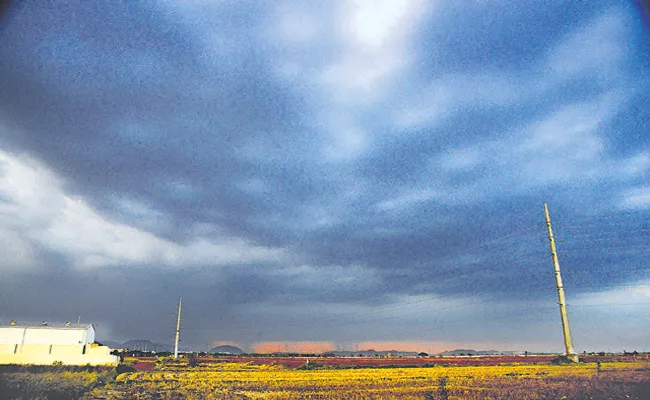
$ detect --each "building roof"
[2,322,93,330]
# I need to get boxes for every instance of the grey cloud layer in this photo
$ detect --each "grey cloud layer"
[1,0,649,350]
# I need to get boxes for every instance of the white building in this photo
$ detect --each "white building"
[0,321,118,366]
[0,322,95,346]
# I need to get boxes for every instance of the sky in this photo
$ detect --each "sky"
[0,0,649,354]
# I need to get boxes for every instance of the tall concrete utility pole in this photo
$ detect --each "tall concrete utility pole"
[544,203,578,362]
[174,297,182,359]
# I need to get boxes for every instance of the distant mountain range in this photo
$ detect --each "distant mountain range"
[324,349,521,357]
[323,350,419,357]
[123,339,174,352]
[100,340,243,354]
[99,340,122,349]
[209,345,244,354]
[100,341,520,357]
[102,339,174,352]
[437,349,522,356]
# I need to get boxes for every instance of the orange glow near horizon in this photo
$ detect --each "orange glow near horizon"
[250,341,460,354]
[252,341,335,354]
[214,340,551,355]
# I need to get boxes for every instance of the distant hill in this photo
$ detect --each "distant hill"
[100,340,123,349]
[323,350,419,357]
[437,349,521,356]
[122,339,173,352]
[210,345,244,355]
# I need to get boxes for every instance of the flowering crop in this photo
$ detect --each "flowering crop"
[197,355,561,368]
[86,360,650,399]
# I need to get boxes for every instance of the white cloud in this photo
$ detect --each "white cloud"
[573,280,650,307]
[0,149,285,271]
[438,148,482,171]
[320,56,405,100]
[275,7,321,44]
[434,94,614,183]
[393,82,453,129]
[344,0,416,48]
[400,90,636,209]
[395,9,629,130]
[376,189,438,211]
[546,11,626,79]
[267,0,431,97]
[321,0,429,100]
[110,195,171,233]
[0,227,38,271]
[395,73,523,129]
[619,152,650,176]
[515,96,613,184]
[323,117,368,161]
[379,7,643,210]
[266,1,434,160]
[315,1,432,159]
[619,186,650,210]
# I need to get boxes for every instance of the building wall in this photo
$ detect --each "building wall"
[0,326,115,365]
[0,326,95,345]
[0,328,25,345]
[0,343,118,366]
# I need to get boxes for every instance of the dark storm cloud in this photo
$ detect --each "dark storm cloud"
[0,1,319,240]
[1,0,649,351]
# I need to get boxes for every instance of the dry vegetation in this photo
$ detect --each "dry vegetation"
[0,365,114,400]
[1,358,649,400]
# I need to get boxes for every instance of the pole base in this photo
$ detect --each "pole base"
[552,354,580,364]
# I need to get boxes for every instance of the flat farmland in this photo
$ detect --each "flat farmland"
[195,355,558,368]
[86,358,650,400]
[190,354,646,368]
[3,357,649,399]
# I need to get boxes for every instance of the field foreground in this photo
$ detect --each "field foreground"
[2,358,650,399]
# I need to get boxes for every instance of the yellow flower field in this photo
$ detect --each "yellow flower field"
[86,361,650,399]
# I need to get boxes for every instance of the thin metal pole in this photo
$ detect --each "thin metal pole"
[544,203,578,362]
[174,297,182,359]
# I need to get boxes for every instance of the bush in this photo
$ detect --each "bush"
[116,364,136,374]
[0,367,116,400]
